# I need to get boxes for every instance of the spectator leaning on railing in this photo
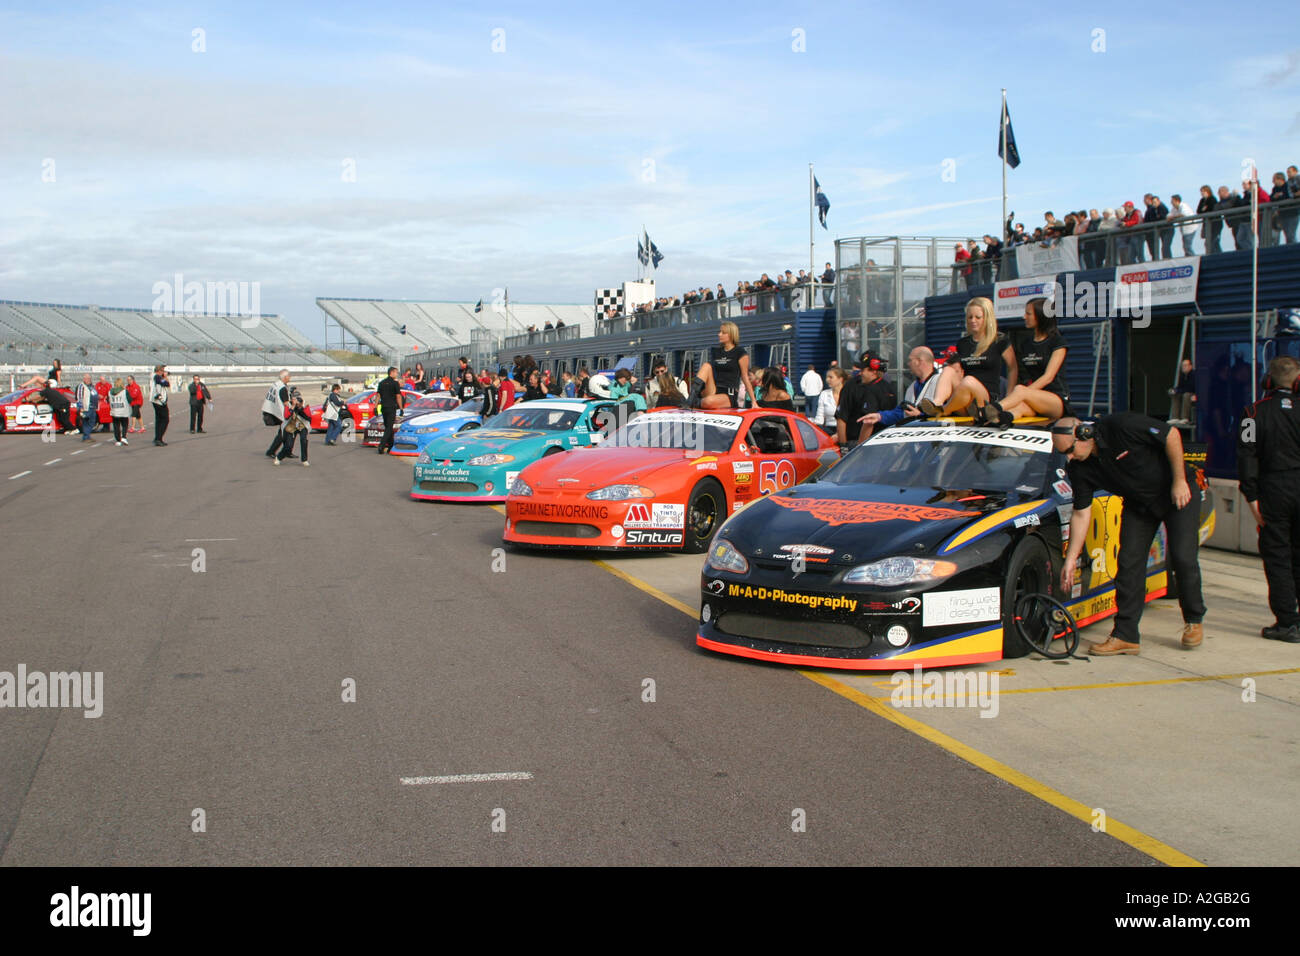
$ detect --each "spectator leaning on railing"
[1282,166,1300,244]
[1169,194,1198,256]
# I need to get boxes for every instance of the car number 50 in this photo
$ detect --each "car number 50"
[759,459,796,496]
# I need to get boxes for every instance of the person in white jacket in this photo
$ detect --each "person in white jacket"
[813,367,846,435]
[799,365,824,418]
[1168,193,1198,257]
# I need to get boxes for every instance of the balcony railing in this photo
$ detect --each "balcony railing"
[945,198,1300,288]
[502,324,582,350]
[593,284,830,336]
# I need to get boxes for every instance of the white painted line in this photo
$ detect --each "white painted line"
[44,458,62,466]
[8,471,32,480]
[70,450,84,455]
[400,772,534,785]
[184,538,237,542]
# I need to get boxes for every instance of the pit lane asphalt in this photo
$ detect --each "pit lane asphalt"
[0,390,1155,865]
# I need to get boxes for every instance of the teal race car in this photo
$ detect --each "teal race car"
[410,396,646,503]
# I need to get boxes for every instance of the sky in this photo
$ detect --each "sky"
[2,0,1297,342]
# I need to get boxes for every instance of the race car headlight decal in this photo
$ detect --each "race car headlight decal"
[842,557,958,587]
[465,453,516,466]
[417,451,431,464]
[510,478,533,496]
[415,425,440,434]
[705,538,749,575]
[586,484,655,501]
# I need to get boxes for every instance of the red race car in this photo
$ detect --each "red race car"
[307,387,426,433]
[0,386,81,433]
[504,407,841,553]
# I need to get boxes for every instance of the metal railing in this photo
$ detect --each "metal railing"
[502,324,582,350]
[593,284,829,335]
[945,198,1300,288]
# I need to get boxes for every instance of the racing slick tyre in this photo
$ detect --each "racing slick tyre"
[458,422,479,432]
[1002,535,1052,658]
[683,478,725,554]
[542,446,565,457]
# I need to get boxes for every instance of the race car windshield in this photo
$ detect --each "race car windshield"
[456,397,484,414]
[828,437,1049,494]
[601,417,736,453]
[0,390,24,404]
[412,396,460,412]
[347,391,375,405]
[482,407,581,432]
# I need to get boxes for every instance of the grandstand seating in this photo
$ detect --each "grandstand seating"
[0,299,332,366]
[316,297,589,360]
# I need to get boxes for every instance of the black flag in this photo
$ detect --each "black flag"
[814,177,830,228]
[474,299,483,313]
[998,102,1021,169]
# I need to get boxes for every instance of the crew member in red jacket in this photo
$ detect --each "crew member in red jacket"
[126,376,145,433]
[95,375,112,432]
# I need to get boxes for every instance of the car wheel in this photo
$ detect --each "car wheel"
[542,446,565,457]
[1002,535,1052,658]
[458,422,479,432]
[683,479,725,554]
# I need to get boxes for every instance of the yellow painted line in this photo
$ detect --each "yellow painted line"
[589,558,1204,867]
[867,666,1300,698]
[490,504,506,514]
[799,669,1203,867]
[592,560,697,618]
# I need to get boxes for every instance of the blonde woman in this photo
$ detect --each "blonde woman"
[982,297,1069,426]
[108,376,131,445]
[814,367,846,435]
[921,296,1012,418]
[687,322,758,409]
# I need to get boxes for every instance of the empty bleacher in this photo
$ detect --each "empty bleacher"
[317,297,589,361]
[0,299,331,367]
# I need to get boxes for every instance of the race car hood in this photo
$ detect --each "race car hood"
[718,483,1003,566]
[421,427,562,460]
[515,444,702,490]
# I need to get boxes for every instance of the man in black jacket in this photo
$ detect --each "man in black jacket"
[1143,194,1169,260]
[835,350,894,447]
[188,375,211,433]
[1237,355,1300,642]
[1054,413,1206,655]
[375,367,405,455]
[39,380,76,434]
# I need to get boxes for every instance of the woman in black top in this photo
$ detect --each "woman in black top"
[456,370,482,403]
[1197,184,1220,254]
[983,297,1069,426]
[21,358,60,388]
[686,322,758,409]
[756,367,795,411]
[923,296,1013,418]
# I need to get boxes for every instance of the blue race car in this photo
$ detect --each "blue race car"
[389,396,485,458]
[411,396,644,503]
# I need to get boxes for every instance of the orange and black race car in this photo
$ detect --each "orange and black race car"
[503,407,841,553]
[696,418,1215,670]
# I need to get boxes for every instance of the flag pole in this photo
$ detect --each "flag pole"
[809,164,815,298]
[1251,169,1259,402]
[1000,89,1008,241]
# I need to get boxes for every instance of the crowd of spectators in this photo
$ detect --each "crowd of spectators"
[603,264,837,321]
[954,166,1300,287]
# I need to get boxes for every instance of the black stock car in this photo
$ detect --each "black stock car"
[696,420,1214,670]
